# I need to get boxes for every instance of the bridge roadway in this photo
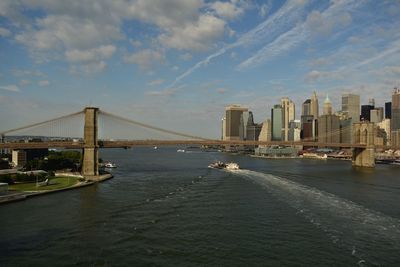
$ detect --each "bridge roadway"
[0,140,375,149]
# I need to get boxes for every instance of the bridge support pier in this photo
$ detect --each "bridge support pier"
[82,107,99,178]
[351,122,375,168]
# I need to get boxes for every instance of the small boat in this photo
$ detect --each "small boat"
[177,149,185,153]
[208,161,240,170]
[104,162,117,168]
[153,146,158,150]
[225,162,240,170]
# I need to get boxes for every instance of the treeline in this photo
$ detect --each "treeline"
[25,150,82,171]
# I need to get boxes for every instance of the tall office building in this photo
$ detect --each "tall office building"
[281,97,295,141]
[221,117,226,140]
[385,102,392,119]
[342,94,360,123]
[318,114,340,144]
[239,111,255,140]
[302,99,311,116]
[258,119,272,145]
[271,105,283,141]
[361,104,374,121]
[224,105,248,141]
[288,120,301,141]
[391,88,400,132]
[370,107,383,123]
[310,91,319,120]
[323,94,333,115]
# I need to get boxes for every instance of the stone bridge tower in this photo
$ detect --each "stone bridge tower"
[352,122,375,167]
[82,107,99,177]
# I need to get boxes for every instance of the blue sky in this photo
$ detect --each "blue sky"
[0,0,399,138]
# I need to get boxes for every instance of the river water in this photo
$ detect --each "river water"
[1,147,400,266]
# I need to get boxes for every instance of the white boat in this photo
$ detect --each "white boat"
[104,162,117,168]
[208,161,240,170]
[153,146,158,150]
[226,162,240,170]
[177,149,185,153]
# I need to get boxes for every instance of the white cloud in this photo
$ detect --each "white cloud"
[70,60,107,75]
[12,69,46,77]
[124,49,165,70]
[0,84,20,92]
[160,14,226,51]
[259,3,271,18]
[65,45,116,63]
[0,27,11,37]
[38,80,50,86]
[148,79,165,86]
[210,1,245,20]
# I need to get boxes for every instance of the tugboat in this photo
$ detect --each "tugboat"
[208,161,240,170]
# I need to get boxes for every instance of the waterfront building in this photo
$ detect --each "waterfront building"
[318,114,340,144]
[342,93,360,123]
[391,88,400,133]
[271,105,283,141]
[301,115,316,141]
[310,91,319,120]
[281,97,295,141]
[224,105,248,141]
[370,107,384,123]
[12,150,27,168]
[247,123,263,142]
[258,119,272,146]
[289,120,301,141]
[392,130,400,147]
[255,146,298,158]
[323,94,333,115]
[385,102,392,119]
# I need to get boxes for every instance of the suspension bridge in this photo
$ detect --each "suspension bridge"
[0,107,396,178]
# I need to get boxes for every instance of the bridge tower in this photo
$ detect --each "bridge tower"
[352,122,375,167]
[82,107,99,177]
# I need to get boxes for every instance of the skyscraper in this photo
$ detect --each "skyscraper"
[310,91,319,120]
[239,111,254,140]
[224,105,248,141]
[391,88,400,132]
[370,107,383,123]
[342,93,360,122]
[323,94,333,115]
[271,105,283,141]
[385,102,392,119]
[302,99,311,116]
[281,97,295,141]
[318,114,340,144]
[361,103,374,121]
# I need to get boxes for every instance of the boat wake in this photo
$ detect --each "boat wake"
[233,169,400,266]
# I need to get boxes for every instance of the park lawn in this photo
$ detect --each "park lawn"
[9,177,79,192]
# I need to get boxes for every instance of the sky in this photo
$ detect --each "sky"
[0,0,400,138]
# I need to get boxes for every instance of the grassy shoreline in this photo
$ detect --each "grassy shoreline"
[9,176,79,192]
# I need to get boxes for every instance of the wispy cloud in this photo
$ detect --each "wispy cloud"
[238,0,364,70]
[166,0,312,89]
[0,84,20,92]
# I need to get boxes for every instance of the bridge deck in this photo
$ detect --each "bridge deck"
[0,140,379,149]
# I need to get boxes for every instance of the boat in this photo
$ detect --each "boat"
[208,161,240,170]
[153,146,158,150]
[177,149,185,153]
[225,162,240,170]
[104,162,117,168]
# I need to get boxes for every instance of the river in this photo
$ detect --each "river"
[1,147,400,266]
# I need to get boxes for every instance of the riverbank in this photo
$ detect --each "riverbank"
[0,173,113,205]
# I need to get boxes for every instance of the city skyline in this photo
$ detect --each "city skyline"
[1,0,400,138]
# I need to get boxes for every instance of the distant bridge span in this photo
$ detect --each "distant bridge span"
[0,140,372,150]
